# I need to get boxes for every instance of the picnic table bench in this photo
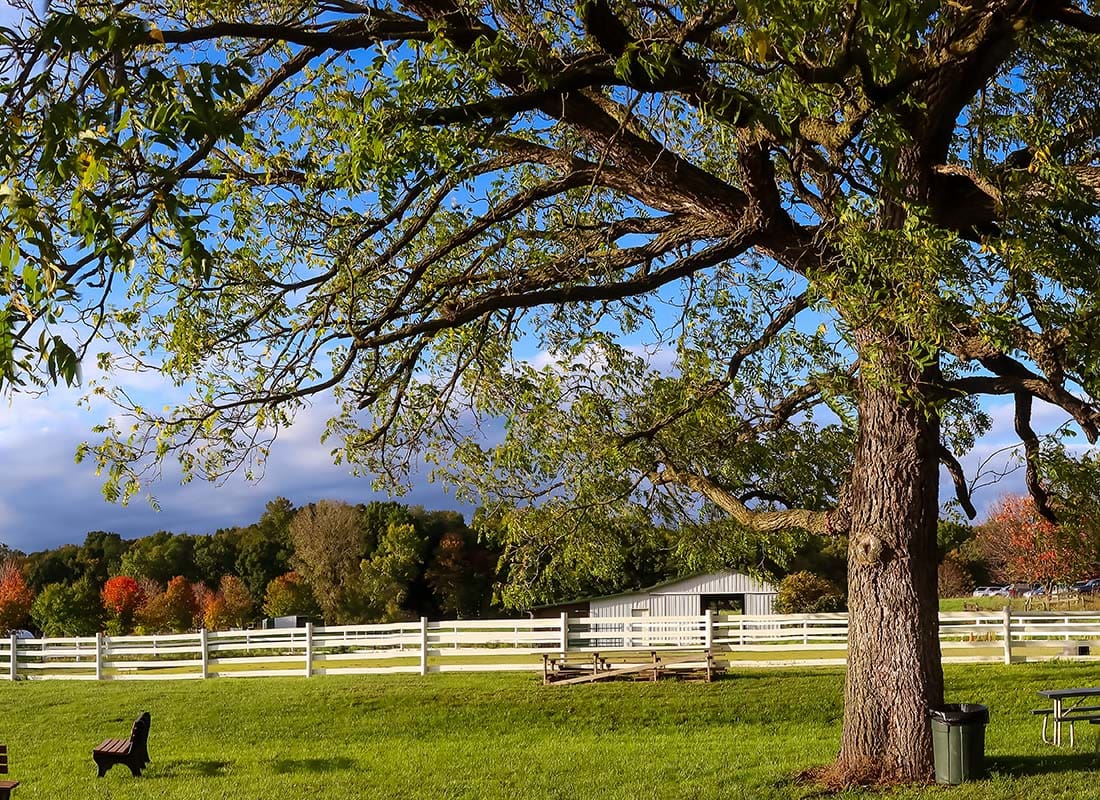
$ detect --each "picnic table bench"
[543,650,716,685]
[92,712,151,777]
[1034,688,1100,747]
[0,745,18,800]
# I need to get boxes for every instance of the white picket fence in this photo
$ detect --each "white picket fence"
[3,609,1100,681]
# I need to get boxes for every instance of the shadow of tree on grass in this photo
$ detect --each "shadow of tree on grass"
[988,752,1098,777]
[151,759,231,777]
[272,757,356,774]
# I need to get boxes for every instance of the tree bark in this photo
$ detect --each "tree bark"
[837,338,944,783]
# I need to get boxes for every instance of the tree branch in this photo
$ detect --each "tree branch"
[649,463,838,536]
[939,444,977,519]
[1014,392,1056,522]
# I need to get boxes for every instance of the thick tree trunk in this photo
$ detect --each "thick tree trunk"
[836,344,944,783]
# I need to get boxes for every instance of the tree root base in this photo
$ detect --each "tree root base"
[797,758,934,792]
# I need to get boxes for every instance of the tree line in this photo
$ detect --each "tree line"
[0,496,722,636]
[0,498,500,636]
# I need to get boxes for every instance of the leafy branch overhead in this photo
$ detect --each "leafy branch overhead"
[2,0,1100,534]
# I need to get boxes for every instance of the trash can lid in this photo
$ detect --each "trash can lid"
[929,703,989,724]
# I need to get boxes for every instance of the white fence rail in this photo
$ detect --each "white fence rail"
[5,610,1100,681]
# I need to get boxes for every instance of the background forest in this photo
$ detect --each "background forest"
[2,490,1099,637]
[0,497,713,635]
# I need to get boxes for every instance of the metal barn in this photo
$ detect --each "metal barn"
[555,570,778,617]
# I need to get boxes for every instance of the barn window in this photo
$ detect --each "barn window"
[700,594,744,615]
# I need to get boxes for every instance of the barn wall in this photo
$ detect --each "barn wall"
[589,596,646,618]
[649,594,699,617]
[587,571,779,618]
[744,593,776,615]
[650,572,775,596]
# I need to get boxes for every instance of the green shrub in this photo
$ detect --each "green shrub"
[774,571,846,614]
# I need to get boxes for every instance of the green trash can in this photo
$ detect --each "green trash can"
[929,703,989,784]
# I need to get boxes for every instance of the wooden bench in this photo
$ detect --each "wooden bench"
[0,745,18,800]
[92,713,151,777]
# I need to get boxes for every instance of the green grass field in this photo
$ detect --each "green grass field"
[1,663,1099,799]
[938,596,1100,612]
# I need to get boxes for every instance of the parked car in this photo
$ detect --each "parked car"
[972,586,1008,597]
[1024,584,1073,598]
[7,629,34,639]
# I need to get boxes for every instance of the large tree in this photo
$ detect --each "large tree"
[4,0,1100,783]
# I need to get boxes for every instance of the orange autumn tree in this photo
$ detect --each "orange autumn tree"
[102,575,145,634]
[0,560,33,631]
[982,496,1096,591]
[136,576,200,634]
[202,576,254,630]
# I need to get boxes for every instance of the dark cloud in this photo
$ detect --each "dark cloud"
[0,391,472,552]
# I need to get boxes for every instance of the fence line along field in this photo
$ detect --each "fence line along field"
[4,610,1100,681]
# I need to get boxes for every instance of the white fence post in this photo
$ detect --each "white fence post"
[304,623,314,678]
[420,617,429,676]
[95,632,104,681]
[560,612,568,659]
[1003,606,1013,665]
[8,633,16,681]
[704,609,714,652]
[200,628,209,679]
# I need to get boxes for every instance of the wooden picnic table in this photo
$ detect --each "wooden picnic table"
[1035,687,1100,747]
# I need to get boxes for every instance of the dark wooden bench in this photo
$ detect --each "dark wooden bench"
[92,713,151,777]
[0,745,18,799]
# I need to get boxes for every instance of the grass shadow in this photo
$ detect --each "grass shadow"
[989,752,1100,777]
[151,759,231,777]
[272,757,356,774]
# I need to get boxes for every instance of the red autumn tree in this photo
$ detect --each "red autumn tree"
[102,575,146,634]
[0,560,34,631]
[102,576,145,616]
[982,496,1096,589]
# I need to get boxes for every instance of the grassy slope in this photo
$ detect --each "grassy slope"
[0,664,1098,799]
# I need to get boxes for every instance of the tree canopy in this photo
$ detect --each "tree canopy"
[5,0,1100,783]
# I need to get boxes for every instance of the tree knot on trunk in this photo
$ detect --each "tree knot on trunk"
[853,533,888,564]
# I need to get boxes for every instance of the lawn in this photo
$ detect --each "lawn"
[1,664,1098,799]
[938,596,1100,612]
